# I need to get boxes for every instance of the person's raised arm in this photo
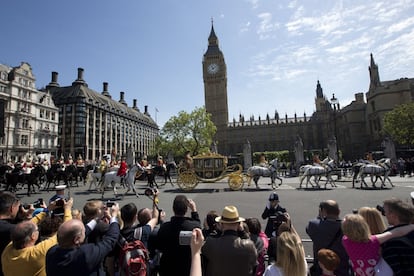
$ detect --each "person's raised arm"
[375,224,414,244]
[190,228,204,276]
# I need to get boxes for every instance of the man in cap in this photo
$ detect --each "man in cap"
[261,192,287,238]
[202,205,257,276]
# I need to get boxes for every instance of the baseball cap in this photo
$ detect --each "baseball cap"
[269,192,279,201]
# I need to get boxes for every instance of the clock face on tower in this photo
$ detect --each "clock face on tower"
[207,63,219,74]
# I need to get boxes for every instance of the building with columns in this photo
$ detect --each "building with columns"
[45,68,158,162]
[202,23,414,161]
[0,62,59,163]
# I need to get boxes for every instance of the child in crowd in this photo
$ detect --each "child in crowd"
[341,214,414,275]
[318,248,340,276]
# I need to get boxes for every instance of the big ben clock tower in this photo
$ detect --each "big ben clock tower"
[203,21,229,153]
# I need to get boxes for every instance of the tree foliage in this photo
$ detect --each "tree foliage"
[383,102,414,145]
[155,106,216,159]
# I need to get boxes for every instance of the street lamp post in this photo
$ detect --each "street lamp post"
[330,94,340,163]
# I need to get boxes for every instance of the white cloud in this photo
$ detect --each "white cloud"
[246,0,259,9]
[257,12,280,40]
[240,21,251,33]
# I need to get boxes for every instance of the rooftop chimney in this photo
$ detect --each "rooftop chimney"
[144,105,149,115]
[102,82,111,98]
[47,71,60,88]
[355,93,365,103]
[72,67,87,86]
[119,91,127,106]
[133,99,139,111]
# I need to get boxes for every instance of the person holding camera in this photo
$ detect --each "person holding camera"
[0,192,24,276]
[1,198,73,276]
[46,202,120,276]
[381,198,414,275]
[261,192,287,238]
[48,185,67,217]
[156,195,201,276]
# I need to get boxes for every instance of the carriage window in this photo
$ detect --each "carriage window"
[215,159,223,168]
[204,159,213,168]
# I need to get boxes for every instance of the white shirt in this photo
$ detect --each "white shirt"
[264,265,283,276]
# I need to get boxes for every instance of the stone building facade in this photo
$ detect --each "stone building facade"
[45,68,158,162]
[0,62,59,163]
[203,24,414,161]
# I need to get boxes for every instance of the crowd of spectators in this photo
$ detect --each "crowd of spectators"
[0,186,414,276]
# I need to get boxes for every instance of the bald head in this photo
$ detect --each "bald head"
[57,219,85,248]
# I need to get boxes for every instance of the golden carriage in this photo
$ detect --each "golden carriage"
[176,152,245,191]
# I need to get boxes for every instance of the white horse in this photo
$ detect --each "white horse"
[299,157,336,189]
[101,163,144,198]
[357,158,394,189]
[246,158,282,189]
[85,170,102,190]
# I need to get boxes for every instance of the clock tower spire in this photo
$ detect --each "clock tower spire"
[203,21,229,154]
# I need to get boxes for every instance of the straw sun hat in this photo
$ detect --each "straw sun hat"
[215,205,245,224]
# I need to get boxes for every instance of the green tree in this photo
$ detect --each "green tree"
[383,102,414,145]
[156,106,216,158]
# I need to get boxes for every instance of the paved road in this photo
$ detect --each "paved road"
[15,174,414,258]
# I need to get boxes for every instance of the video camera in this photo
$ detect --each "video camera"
[22,198,44,209]
[179,231,192,245]
[144,188,157,197]
[269,211,288,230]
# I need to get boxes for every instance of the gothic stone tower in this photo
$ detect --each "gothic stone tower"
[203,22,229,153]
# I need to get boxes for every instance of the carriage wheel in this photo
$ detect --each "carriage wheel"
[228,174,244,191]
[176,171,198,191]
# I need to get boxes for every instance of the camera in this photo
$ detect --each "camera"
[376,205,385,216]
[144,188,156,197]
[33,198,44,208]
[106,201,115,208]
[22,198,44,209]
[55,198,64,207]
[271,211,288,223]
[179,231,192,246]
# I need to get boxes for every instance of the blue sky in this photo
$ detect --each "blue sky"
[2,1,414,127]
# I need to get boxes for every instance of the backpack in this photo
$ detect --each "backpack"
[118,230,149,276]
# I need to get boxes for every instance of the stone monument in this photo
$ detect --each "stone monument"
[328,136,338,162]
[243,140,252,169]
[294,135,304,167]
[382,137,396,162]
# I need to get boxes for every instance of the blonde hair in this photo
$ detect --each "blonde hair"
[358,207,386,235]
[71,209,82,220]
[276,231,307,276]
[342,214,371,242]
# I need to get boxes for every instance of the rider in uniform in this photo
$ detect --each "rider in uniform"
[258,153,268,167]
[157,155,166,172]
[99,156,108,181]
[117,156,128,184]
[313,154,322,166]
[184,151,193,169]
